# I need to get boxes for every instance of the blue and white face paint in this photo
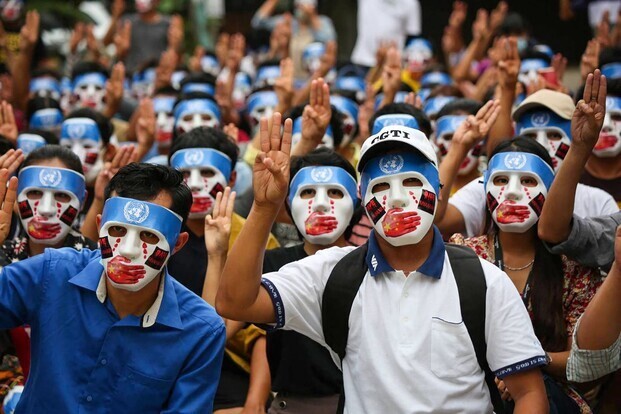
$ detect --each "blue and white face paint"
[246,91,278,132]
[29,108,63,133]
[200,55,221,77]
[330,95,358,145]
[289,166,357,245]
[99,197,182,292]
[29,77,61,101]
[131,68,156,100]
[173,99,221,133]
[595,96,621,158]
[17,133,46,156]
[233,72,252,110]
[361,148,440,246]
[60,118,104,185]
[435,115,481,175]
[170,148,232,219]
[516,110,571,171]
[484,152,554,234]
[403,38,433,73]
[334,76,366,101]
[17,166,85,245]
[601,63,621,80]
[423,95,457,119]
[254,65,280,90]
[420,71,452,89]
[518,58,549,87]
[72,72,107,112]
[153,96,176,148]
[302,42,326,75]
[291,117,334,150]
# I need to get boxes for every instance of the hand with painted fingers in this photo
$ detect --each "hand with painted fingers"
[94,145,138,202]
[571,69,607,151]
[0,101,18,143]
[305,213,338,236]
[452,99,501,149]
[297,78,331,154]
[496,202,531,224]
[382,209,422,238]
[107,256,147,284]
[0,149,24,176]
[204,186,236,256]
[253,112,293,211]
[0,169,17,245]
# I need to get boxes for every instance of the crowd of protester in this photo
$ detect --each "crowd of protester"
[0,0,619,413]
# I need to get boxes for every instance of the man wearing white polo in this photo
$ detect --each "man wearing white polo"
[216,113,549,413]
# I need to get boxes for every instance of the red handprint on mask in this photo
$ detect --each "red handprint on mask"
[496,201,531,224]
[27,217,62,240]
[190,196,213,213]
[305,213,338,236]
[382,209,421,237]
[106,256,146,284]
[594,134,618,150]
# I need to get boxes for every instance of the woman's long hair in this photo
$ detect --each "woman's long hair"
[488,137,567,351]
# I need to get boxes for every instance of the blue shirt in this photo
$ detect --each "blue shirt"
[0,247,226,413]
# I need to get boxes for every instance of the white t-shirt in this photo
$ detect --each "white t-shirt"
[351,0,422,67]
[261,230,546,413]
[449,178,619,238]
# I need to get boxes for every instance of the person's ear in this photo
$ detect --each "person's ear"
[96,214,102,230]
[172,232,189,254]
[228,170,237,188]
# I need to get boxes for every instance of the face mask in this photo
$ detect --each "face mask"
[29,77,62,101]
[403,39,433,74]
[173,99,221,134]
[99,197,182,292]
[135,0,154,13]
[72,73,107,112]
[435,115,481,175]
[17,166,85,245]
[484,152,554,233]
[17,133,46,156]
[29,108,63,133]
[170,148,232,219]
[288,166,357,245]
[291,117,334,150]
[131,68,156,101]
[0,0,23,22]
[330,95,359,146]
[423,96,457,119]
[517,37,529,53]
[361,151,440,246]
[302,43,326,75]
[254,66,280,90]
[233,73,251,111]
[594,96,621,158]
[60,118,104,185]
[246,91,278,133]
[200,55,221,77]
[518,59,549,88]
[516,110,572,171]
[153,96,176,149]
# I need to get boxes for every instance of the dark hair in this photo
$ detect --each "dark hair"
[489,137,565,351]
[174,91,216,108]
[0,135,15,154]
[520,50,552,66]
[499,12,530,36]
[179,73,217,89]
[31,68,62,81]
[427,85,464,100]
[65,108,113,145]
[169,126,239,172]
[22,129,59,145]
[288,148,362,241]
[154,85,179,96]
[437,98,482,118]
[20,145,83,174]
[26,96,62,120]
[284,104,346,148]
[599,46,621,67]
[105,163,193,224]
[71,61,109,81]
[369,102,432,138]
[575,77,621,102]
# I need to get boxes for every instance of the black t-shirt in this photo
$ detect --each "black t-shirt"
[580,170,621,206]
[167,224,207,296]
[263,244,343,396]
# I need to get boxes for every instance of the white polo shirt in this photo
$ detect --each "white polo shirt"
[449,177,619,238]
[261,227,546,413]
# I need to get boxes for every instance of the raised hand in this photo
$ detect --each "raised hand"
[69,22,86,54]
[571,69,607,150]
[114,20,131,60]
[215,32,230,66]
[226,33,245,71]
[111,0,126,20]
[274,58,294,113]
[357,82,375,140]
[253,113,293,210]
[204,187,236,256]
[155,48,177,90]
[404,92,423,109]
[497,37,520,90]
[315,41,337,77]
[381,47,402,103]
[188,45,205,72]
[580,39,600,82]
[94,145,138,201]
[104,62,125,118]
[223,123,239,144]
[551,53,567,82]
[168,15,184,52]
[19,10,40,52]
[300,78,331,150]
[375,40,397,67]
[0,169,18,245]
[85,25,100,57]
[0,149,24,176]
[452,99,501,148]
[489,1,508,33]
[136,98,156,157]
[0,101,18,143]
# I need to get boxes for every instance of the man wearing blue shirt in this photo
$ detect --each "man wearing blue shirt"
[0,163,226,413]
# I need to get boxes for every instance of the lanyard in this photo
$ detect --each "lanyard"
[493,232,533,305]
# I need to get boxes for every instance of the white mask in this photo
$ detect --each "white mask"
[288,166,357,245]
[361,152,440,246]
[173,99,221,134]
[72,73,107,112]
[246,91,278,134]
[516,111,572,172]
[99,197,182,292]
[60,118,104,186]
[17,166,85,245]
[170,148,232,219]
[594,97,621,158]
[434,115,481,176]
[484,152,555,233]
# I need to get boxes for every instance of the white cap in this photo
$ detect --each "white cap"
[357,125,438,173]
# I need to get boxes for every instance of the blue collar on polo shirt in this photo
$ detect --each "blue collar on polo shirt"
[68,254,183,330]
[365,226,445,278]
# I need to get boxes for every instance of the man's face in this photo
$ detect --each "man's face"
[594,96,621,158]
[99,194,182,292]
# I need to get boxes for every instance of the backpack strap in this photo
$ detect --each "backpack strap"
[321,243,369,362]
[446,243,505,414]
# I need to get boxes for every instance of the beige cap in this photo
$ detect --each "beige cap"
[512,89,575,121]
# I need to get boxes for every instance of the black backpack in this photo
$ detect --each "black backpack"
[321,242,504,414]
